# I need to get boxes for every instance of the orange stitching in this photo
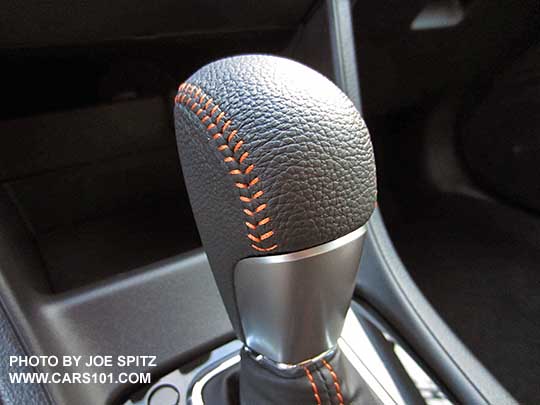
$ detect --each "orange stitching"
[239,190,263,203]
[227,129,238,142]
[304,367,322,405]
[176,83,278,252]
[239,152,249,163]
[233,140,244,153]
[247,230,273,243]
[322,360,344,405]
[258,217,270,226]
[260,230,274,240]
[247,233,260,243]
[251,244,278,252]
[255,204,267,213]
[245,217,270,229]
[249,177,260,186]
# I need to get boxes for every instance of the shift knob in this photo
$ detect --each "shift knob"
[174,55,376,365]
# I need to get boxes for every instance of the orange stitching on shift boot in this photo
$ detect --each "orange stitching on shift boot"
[175,82,277,252]
[322,359,344,405]
[304,367,322,405]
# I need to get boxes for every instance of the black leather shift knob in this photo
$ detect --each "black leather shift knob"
[174,55,377,338]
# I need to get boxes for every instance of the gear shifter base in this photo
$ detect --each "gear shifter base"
[191,308,389,405]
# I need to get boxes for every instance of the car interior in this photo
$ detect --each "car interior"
[0,0,538,404]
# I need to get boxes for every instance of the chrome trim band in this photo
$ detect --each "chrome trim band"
[244,345,337,374]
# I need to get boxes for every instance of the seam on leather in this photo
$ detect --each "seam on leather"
[304,366,322,405]
[175,82,278,253]
[322,359,345,405]
[316,366,332,404]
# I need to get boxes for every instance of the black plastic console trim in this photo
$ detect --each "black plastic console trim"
[357,210,516,404]
[326,1,516,403]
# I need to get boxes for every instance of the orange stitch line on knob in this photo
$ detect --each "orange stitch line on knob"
[222,120,232,132]
[249,177,260,186]
[255,204,267,213]
[322,360,344,405]
[304,367,322,405]
[233,140,244,153]
[227,130,238,143]
[176,83,278,253]
[238,191,265,202]
[239,152,249,163]
[251,244,278,252]
[244,217,270,230]
[247,231,273,243]
[258,217,270,226]
[260,230,274,240]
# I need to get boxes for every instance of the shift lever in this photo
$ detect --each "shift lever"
[174,55,377,404]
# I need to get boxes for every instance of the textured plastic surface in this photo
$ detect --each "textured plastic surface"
[357,210,516,404]
[0,0,314,48]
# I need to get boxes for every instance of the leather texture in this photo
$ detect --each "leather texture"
[239,348,382,405]
[174,55,377,336]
